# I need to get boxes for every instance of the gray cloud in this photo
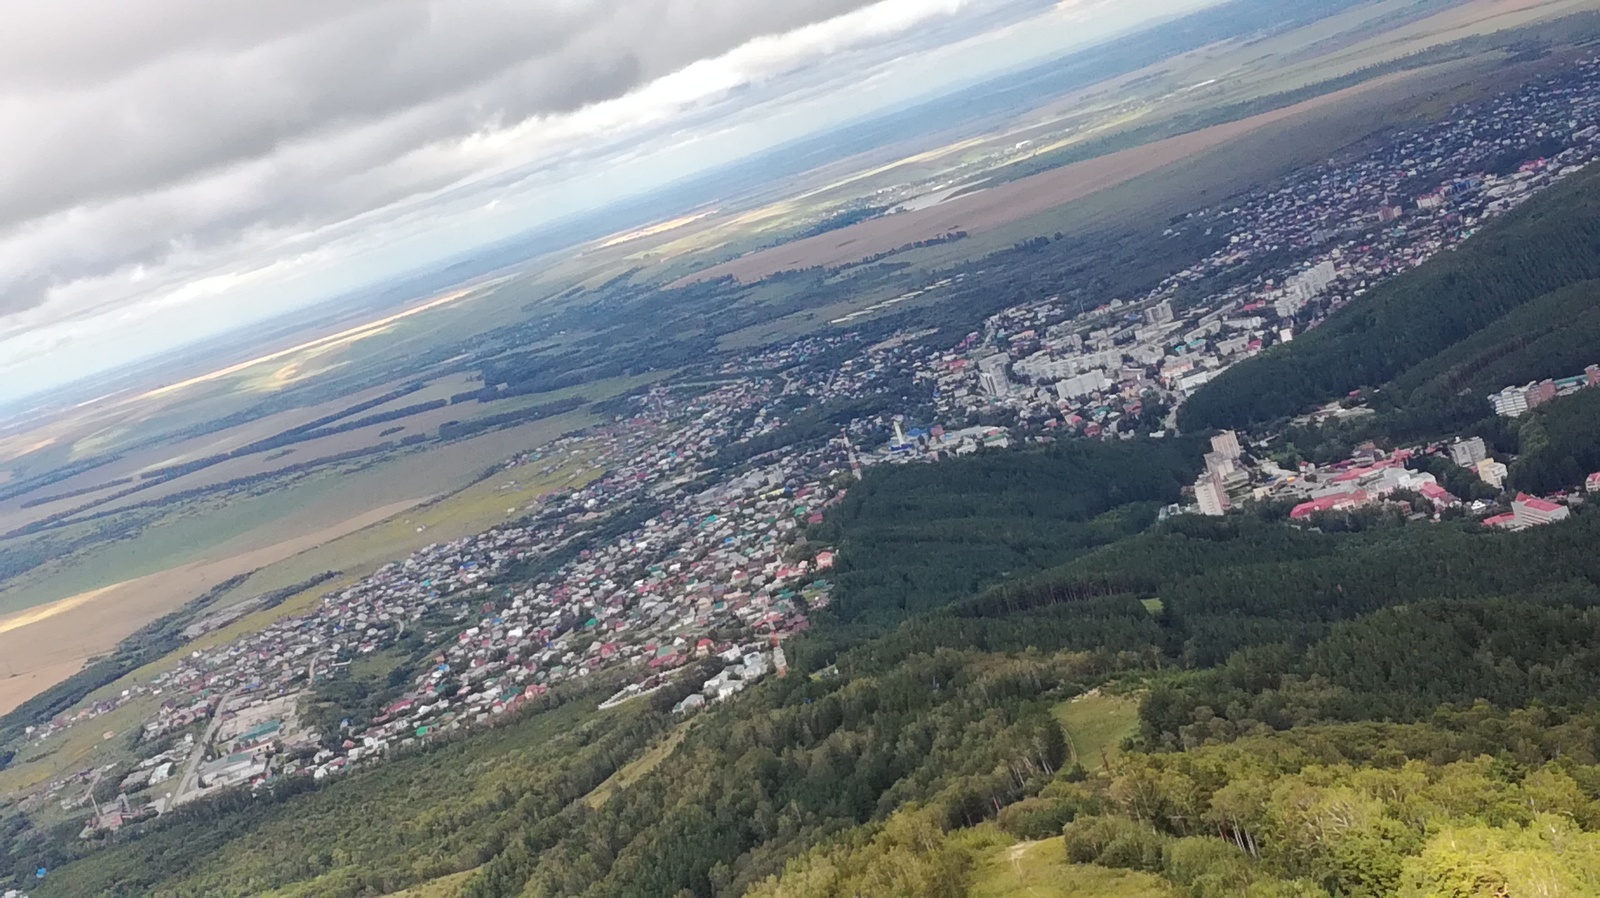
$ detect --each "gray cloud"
[0,0,899,315]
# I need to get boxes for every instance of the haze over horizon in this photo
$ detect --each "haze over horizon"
[0,0,1214,405]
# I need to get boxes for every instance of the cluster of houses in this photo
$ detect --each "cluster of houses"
[21,372,861,809]
[916,58,1600,438]
[1182,431,1593,532]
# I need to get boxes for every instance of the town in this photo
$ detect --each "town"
[14,55,1600,842]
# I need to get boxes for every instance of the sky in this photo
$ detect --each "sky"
[0,0,1214,402]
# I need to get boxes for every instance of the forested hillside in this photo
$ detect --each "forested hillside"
[812,438,1202,629]
[1179,166,1600,433]
[26,465,1600,897]
[1508,386,1600,494]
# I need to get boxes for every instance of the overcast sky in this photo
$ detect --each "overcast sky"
[0,0,1212,402]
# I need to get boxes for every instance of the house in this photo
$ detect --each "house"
[1587,472,1600,494]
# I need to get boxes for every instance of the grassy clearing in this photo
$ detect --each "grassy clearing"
[1053,691,1142,771]
[0,480,348,618]
[584,722,689,809]
[348,645,414,683]
[967,835,1177,898]
[0,693,161,795]
[379,870,478,898]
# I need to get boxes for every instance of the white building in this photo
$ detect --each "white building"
[1449,437,1488,468]
[977,353,1012,397]
[1056,370,1111,400]
[1210,431,1243,461]
[1204,452,1236,480]
[1195,475,1229,517]
[1144,299,1175,326]
[1512,494,1570,528]
[1489,386,1530,418]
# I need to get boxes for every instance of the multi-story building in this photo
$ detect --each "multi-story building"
[1527,379,1558,409]
[1489,386,1530,418]
[1195,474,1229,517]
[1056,370,1110,400]
[1210,430,1243,461]
[1512,493,1570,528]
[976,353,1011,397]
[1477,458,1509,489]
[1448,437,1487,468]
[1204,451,1235,480]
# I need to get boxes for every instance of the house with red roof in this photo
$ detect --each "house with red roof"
[1482,512,1519,530]
[1418,482,1459,507]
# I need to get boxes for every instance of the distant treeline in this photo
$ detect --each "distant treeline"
[2,441,415,541]
[964,14,1597,197]
[19,477,136,510]
[0,456,126,505]
[825,230,969,274]
[436,397,588,441]
[142,398,449,481]
[788,205,892,243]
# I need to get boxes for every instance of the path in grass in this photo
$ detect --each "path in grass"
[969,836,1177,898]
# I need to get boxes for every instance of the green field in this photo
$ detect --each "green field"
[0,405,597,619]
[378,871,476,898]
[968,836,1177,898]
[1053,691,1142,770]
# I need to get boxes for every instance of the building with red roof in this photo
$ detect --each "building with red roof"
[1418,482,1459,507]
[1290,490,1369,520]
[1512,493,1570,529]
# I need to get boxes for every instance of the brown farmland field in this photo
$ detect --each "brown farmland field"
[0,499,425,717]
[679,71,1440,285]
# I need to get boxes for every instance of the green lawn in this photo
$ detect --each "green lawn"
[1053,690,1142,771]
[583,722,689,809]
[377,870,477,898]
[968,836,1177,898]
